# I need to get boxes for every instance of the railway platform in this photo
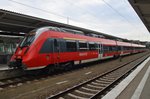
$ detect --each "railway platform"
[102,56,150,99]
[0,64,10,70]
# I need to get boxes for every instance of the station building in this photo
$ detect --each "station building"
[0,35,23,64]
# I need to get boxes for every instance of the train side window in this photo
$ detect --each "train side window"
[113,46,115,51]
[103,45,109,52]
[39,38,53,53]
[121,46,124,50]
[127,47,129,50]
[109,46,112,51]
[95,43,98,50]
[54,39,59,52]
[54,39,58,47]
[66,40,77,52]
[59,39,66,52]
[112,46,117,51]
[89,43,97,50]
[79,42,88,51]
[117,46,121,51]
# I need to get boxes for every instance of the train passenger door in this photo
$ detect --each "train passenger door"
[98,43,103,59]
[121,46,124,55]
[53,39,60,65]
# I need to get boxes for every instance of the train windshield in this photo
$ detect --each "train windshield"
[19,35,35,47]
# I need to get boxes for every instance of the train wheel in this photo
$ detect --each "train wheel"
[45,65,55,74]
[61,61,73,71]
[67,61,74,70]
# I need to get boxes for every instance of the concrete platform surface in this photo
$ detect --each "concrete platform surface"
[0,64,10,70]
[102,57,150,99]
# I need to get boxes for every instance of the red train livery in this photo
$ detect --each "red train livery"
[9,26,146,70]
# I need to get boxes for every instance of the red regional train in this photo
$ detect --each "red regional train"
[9,26,146,70]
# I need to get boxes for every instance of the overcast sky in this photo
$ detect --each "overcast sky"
[0,0,150,41]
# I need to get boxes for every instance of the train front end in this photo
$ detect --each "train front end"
[8,32,35,69]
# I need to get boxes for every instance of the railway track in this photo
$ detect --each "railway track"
[0,75,34,88]
[0,52,149,92]
[0,69,26,81]
[0,71,48,89]
[47,54,150,99]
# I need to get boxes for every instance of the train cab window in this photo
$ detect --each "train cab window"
[20,35,35,47]
[39,38,53,53]
[66,40,77,52]
[79,42,88,51]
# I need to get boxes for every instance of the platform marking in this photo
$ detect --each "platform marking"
[102,57,150,99]
[131,62,150,99]
[56,80,68,85]
[85,71,92,75]
[0,67,11,70]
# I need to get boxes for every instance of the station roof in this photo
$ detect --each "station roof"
[129,0,150,33]
[0,9,129,41]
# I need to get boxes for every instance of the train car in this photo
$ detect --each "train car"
[116,41,132,56]
[132,43,145,53]
[138,44,146,52]
[98,39,118,59]
[8,26,146,70]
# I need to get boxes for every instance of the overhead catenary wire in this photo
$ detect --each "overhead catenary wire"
[8,0,104,31]
[7,0,92,25]
[63,0,140,31]
[62,0,145,40]
[7,0,144,31]
[101,0,145,40]
[8,0,67,18]
[8,0,146,41]
[10,0,133,31]
[101,0,134,26]
[8,0,139,30]
[62,0,99,19]
[8,0,74,24]
[122,0,149,40]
